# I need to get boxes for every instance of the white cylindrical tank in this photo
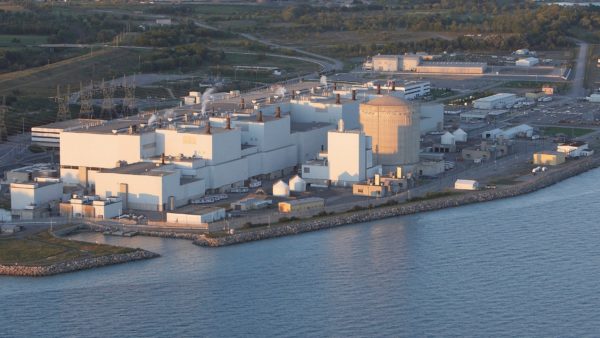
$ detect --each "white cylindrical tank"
[289,175,307,192]
[452,128,468,142]
[272,180,290,197]
[359,96,420,167]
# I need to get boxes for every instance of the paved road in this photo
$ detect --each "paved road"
[193,19,343,73]
[570,40,589,98]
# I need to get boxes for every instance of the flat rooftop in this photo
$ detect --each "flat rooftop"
[32,118,105,131]
[101,162,173,176]
[474,93,516,102]
[291,122,332,133]
[170,204,224,215]
[420,61,487,67]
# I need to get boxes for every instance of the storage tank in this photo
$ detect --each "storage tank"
[272,180,290,197]
[289,175,307,192]
[359,96,420,167]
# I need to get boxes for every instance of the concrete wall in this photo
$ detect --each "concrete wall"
[60,132,143,169]
[328,131,365,183]
[292,125,332,164]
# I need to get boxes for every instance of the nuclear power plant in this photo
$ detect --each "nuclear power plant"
[13,78,440,221]
[359,96,420,170]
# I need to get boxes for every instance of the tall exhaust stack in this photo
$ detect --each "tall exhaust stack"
[352,89,357,101]
[257,110,263,122]
[205,121,211,134]
[240,98,245,109]
[291,91,296,100]
[333,82,337,90]
[392,81,396,91]
[161,153,165,165]
[226,115,231,129]
[335,93,341,105]
[275,106,281,118]
[377,84,381,95]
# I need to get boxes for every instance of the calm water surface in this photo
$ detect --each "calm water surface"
[3,169,600,337]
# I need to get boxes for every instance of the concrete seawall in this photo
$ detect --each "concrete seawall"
[195,156,600,247]
[0,250,159,277]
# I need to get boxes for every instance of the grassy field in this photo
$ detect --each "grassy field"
[0,47,146,97]
[541,126,595,137]
[0,230,134,266]
[0,34,48,47]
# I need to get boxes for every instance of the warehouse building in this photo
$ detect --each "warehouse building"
[372,55,400,72]
[32,119,105,148]
[416,62,487,74]
[533,151,566,166]
[60,195,122,219]
[10,178,63,220]
[516,57,539,67]
[473,93,518,110]
[278,197,325,213]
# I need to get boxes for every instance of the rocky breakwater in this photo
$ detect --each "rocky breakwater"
[0,250,159,277]
[195,156,600,247]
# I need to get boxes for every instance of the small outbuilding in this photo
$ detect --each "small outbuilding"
[516,57,539,67]
[440,131,456,145]
[452,128,468,142]
[278,197,325,213]
[289,175,307,192]
[272,180,290,197]
[454,179,479,190]
[533,151,565,166]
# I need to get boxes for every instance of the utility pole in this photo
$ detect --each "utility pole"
[0,96,8,142]
[56,85,71,122]
[100,79,115,119]
[122,74,136,116]
[79,80,94,119]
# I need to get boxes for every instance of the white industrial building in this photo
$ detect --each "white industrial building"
[516,57,539,67]
[557,141,592,158]
[473,93,518,109]
[60,195,122,219]
[10,178,64,220]
[302,120,382,186]
[482,124,533,140]
[455,179,479,190]
[31,119,105,148]
[371,55,400,72]
[166,206,226,225]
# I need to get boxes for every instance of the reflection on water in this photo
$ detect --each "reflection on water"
[2,169,600,336]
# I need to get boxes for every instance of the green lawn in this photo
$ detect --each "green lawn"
[0,230,134,266]
[541,126,595,137]
[0,34,48,47]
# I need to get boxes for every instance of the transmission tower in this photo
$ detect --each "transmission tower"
[0,96,8,142]
[56,85,71,122]
[122,75,136,116]
[100,79,115,119]
[79,80,94,119]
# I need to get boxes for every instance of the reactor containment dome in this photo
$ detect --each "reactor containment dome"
[359,96,420,168]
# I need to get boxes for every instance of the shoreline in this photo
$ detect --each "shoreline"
[193,156,600,247]
[0,249,159,277]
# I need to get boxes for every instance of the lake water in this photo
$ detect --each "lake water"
[2,169,600,337]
